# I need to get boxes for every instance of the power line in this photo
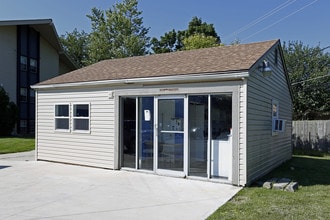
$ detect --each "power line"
[242,0,319,42]
[291,74,330,85]
[223,0,296,41]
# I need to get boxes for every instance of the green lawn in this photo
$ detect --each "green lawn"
[208,155,330,219]
[0,137,35,154]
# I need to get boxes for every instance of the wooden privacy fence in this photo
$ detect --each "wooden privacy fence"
[292,120,330,153]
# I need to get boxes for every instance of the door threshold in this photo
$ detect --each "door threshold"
[156,169,186,178]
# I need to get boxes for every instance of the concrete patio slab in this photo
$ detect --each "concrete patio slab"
[0,158,241,220]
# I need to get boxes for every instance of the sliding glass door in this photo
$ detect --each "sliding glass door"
[157,97,185,172]
[121,93,233,181]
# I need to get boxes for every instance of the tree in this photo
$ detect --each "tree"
[282,41,330,120]
[151,16,220,53]
[183,34,219,50]
[184,16,220,43]
[86,0,150,64]
[60,0,150,66]
[0,87,18,136]
[150,29,180,54]
[60,29,89,68]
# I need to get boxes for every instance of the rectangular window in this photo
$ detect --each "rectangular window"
[20,88,27,102]
[20,56,27,71]
[73,104,90,131]
[30,58,37,73]
[20,120,27,133]
[55,104,70,130]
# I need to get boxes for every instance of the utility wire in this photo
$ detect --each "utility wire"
[242,0,319,42]
[223,0,296,41]
[291,74,330,85]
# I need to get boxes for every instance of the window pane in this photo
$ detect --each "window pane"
[30,58,37,73]
[211,94,232,179]
[55,105,69,117]
[138,97,154,170]
[20,88,27,102]
[74,119,89,130]
[74,104,89,117]
[123,98,136,168]
[188,95,208,177]
[55,118,69,130]
[20,56,27,71]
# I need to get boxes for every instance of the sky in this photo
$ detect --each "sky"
[0,0,329,51]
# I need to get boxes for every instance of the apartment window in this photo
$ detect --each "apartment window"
[73,104,90,131]
[55,104,70,130]
[20,120,27,133]
[30,58,37,73]
[20,56,27,71]
[30,89,35,101]
[20,88,27,102]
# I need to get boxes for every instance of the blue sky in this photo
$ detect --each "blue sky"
[1,0,329,50]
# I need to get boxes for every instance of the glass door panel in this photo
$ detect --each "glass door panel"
[188,95,208,177]
[122,97,136,168]
[210,94,232,179]
[157,99,184,171]
[138,97,154,170]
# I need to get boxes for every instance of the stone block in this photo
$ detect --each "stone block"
[285,182,299,192]
[273,178,291,190]
[262,178,278,189]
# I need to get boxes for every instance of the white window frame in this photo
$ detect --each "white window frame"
[54,104,70,132]
[72,103,90,133]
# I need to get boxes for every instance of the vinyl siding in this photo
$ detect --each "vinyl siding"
[36,88,115,169]
[246,45,292,185]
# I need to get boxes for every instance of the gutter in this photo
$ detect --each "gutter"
[31,71,249,90]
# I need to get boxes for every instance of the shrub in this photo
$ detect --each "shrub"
[0,87,18,136]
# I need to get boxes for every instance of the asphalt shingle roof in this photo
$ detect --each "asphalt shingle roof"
[38,39,279,86]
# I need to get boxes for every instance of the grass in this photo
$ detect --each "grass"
[208,155,330,219]
[0,136,35,154]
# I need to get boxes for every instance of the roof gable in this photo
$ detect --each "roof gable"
[37,39,279,86]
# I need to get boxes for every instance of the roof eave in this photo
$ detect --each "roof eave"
[32,71,249,90]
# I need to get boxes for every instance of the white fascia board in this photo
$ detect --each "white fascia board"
[31,71,249,90]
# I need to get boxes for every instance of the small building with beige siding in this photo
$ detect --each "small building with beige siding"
[32,39,292,186]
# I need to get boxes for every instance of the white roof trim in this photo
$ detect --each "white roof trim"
[32,71,249,90]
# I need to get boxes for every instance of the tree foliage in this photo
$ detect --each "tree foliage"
[60,0,149,66]
[183,34,219,50]
[283,41,330,120]
[60,29,89,67]
[0,87,18,136]
[151,16,220,53]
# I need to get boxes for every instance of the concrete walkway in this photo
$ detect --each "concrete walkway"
[0,153,241,220]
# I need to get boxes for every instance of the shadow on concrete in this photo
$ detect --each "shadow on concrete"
[0,165,11,170]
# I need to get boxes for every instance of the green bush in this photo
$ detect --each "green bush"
[0,87,18,136]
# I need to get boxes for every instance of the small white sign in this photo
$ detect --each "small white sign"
[144,110,151,121]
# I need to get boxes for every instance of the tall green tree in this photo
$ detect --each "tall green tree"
[60,0,149,66]
[60,29,89,68]
[151,16,220,53]
[87,0,149,64]
[283,41,330,120]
